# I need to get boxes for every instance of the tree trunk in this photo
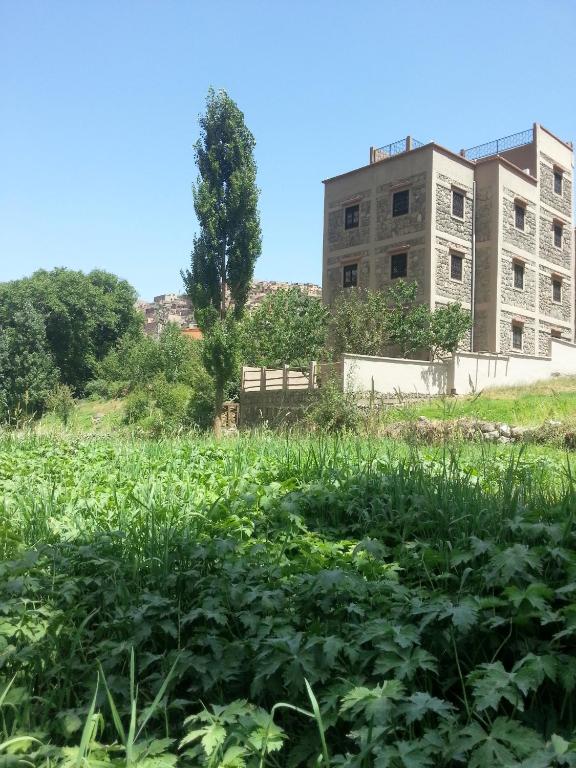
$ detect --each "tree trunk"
[213,381,224,438]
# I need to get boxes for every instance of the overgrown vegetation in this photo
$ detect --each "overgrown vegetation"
[2,435,576,765]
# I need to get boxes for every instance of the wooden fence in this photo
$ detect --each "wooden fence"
[241,361,342,393]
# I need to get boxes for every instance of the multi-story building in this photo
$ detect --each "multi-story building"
[322,123,574,357]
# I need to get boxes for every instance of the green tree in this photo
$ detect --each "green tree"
[427,302,473,360]
[327,288,390,359]
[240,287,328,367]
[328,282,471,361]
[0,269,140,392]
[0,300,58,421]
[182,88,261,434]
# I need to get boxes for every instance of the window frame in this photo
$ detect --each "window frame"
[450,252,463,282]
[513,260,525,291]
[553,169,563,196]
[552,277,562,304]
[344,204,360,231]
[512,323,524,351]
[451,189,465,220]
[342,263,358,289]
[514,202,526,232]
[553,223,563,249]
[390,252,408,280]
[392,189,410,218]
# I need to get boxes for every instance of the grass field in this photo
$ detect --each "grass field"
[1,433,576,765]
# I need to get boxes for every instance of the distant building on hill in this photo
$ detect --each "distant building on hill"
[137,280,322,338]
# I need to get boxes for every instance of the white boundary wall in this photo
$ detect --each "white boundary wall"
[343,354,448,396]
[343,339,576,396]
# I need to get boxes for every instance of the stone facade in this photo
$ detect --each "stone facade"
[434,236,472,304]
[539,153,572,219]
[435,174,473,242]
[539,213,572,269]
[538,267,572,323]
[375,172,427,241]
[500,251,536,312]
[502,190,536,254]
[327,192,371,252]
[322,124,574,360]
[500,310,536,355]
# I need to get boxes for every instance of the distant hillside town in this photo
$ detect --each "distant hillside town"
[137,280,322,338]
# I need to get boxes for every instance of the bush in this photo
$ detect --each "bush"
[306,375,361,433]
[123,389,151,424]
[46,384,75,426]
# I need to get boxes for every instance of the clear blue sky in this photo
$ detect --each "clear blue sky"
[1,0,575,300]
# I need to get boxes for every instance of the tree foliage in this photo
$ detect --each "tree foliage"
[328,282,472,360]
[181,88,261,433]
[182,88,261,325]
[240,288,328,367]
[0,300,58,420]
[0,268,140,392]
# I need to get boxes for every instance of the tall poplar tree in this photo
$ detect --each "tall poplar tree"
[182,88,261,433]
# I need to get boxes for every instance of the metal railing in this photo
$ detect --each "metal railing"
[372,137,424,163]
[462,129,533,161]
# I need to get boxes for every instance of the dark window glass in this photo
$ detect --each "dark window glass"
[551,329,561,339]
[554,170,563,195]
[452,190,464,219]
[343,263,358,288]
[392,189,409,217]
[552,279,562,303]
[515,204,525,231]
[554,224,563,248]
[391,252,407,279]
[450,253,463,281]
[344,204,359,230]
[512,324,523,350]
[513,262,524,290]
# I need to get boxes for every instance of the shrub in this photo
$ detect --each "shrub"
[123,389,151,424]
[46,384,75,426]
[306,375,361,433]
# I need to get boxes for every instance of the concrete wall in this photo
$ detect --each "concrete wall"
[343,353,448,396]
[342,339,576,397]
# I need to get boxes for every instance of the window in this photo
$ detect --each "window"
[391,252,407,279]
[513,262,524,290]
[512,324,523,351]
[392,189,410,217]
[343,263,358,288]
[554,223,563,248]
[450,253,463,281]
[554,170,563,195]
[452,190,464,219]
[551,329,562,339]
[552,278,562,303]
[344,204,359,230]
[514,203,525,231]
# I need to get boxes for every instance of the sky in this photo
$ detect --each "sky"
[1,0,575,300]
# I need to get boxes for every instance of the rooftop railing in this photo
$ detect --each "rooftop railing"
[371,136,424,163]
[461,128,533,161]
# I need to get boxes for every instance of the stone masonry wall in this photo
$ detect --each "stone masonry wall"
[374,236,426,300]
[538,267,572,323]
[473,307,490,352]
[327,191,371,252]
[540,153,573,219]
[500,250,536,312]
[499,310,536,355]
[539,213,572,269]
[538,319,573,357]
[502,189,536,254]
[376,172,426,241]
[325,250,369,303]
[435,174,473,242]
[434,236,472,304]
[475,188,494,243]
